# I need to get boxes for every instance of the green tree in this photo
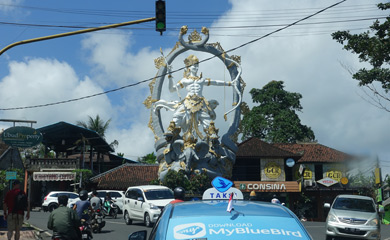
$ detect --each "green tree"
[241,80,315,143]
[332,3,390,112]
[76,114,118,149]
[138,152,157,164]
[347,171,376,198]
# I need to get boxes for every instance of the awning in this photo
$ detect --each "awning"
[33,172,76,181]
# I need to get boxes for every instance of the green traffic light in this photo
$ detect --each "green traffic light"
[157,22,165,29]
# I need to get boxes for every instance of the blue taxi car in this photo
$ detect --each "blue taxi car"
[129,200,313,240]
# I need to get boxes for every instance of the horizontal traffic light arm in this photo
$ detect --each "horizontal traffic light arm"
[0,17,156,56]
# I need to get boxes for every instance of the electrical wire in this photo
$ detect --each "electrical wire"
[0,0,369,111]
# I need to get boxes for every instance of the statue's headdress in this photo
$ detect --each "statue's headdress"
[184,55,199,68]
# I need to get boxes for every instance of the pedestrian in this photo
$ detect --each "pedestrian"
[271,194,281,204]
[249,190,256,201]
[47,194,81,240]
[3,179,30,240]
[170,187,185,204]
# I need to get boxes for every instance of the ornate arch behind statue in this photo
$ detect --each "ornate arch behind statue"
[144,26,245,181]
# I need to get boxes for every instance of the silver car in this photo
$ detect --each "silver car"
[324,194,383,240]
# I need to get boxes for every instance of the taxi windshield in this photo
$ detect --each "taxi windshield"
[144,189,173,200]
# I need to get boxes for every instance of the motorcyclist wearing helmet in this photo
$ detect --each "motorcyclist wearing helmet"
[73,190,92,221]
[170,187,185,204]
[48,194,81,240]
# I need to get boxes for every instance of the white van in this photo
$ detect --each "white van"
[123,185,174,227]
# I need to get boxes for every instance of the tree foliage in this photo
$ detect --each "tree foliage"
[154,170,212,195]
[332,3,390,111]
[241,80,315,143]
[0,168,25,191]
[76,114,118,150]
[138,152,157,164]
[347,171,376,198]
[76,115,111,138]
[72,169,93,190]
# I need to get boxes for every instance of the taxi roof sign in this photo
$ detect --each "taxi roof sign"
[203,176,243,200]
[211,176,233,193]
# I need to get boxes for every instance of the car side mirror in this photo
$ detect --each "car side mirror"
[324,203,330,208]
[137,197,144,202]
[128,230,147,240]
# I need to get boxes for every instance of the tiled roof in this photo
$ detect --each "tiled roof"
[90,163,159,190]
[273,143,351,163]
[237,138,299,158]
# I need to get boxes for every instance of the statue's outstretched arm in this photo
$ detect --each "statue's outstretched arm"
[206,78,234,87]
[168,76,184,93]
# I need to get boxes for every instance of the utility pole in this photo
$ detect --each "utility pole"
[0,17,156,56]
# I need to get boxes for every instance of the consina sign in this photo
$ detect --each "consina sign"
[235,181,300,192]
[1,126,43,148]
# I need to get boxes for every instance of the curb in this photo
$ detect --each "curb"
[24,222,52,240]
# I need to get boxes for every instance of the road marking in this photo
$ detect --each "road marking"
[105,220,126,225]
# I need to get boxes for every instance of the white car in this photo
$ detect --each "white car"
[88,190,125,213]
[42,191,80,212]
[123,185,174,227]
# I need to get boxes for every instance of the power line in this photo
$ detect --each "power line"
[0,0,349,111]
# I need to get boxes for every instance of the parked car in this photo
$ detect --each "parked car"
[129,200,313,240]
[42,191,79,212]
[324,194,383,240]
[88,190,125,213]
[123,185,174,227]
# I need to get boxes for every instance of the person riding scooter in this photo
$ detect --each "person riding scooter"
[73,190,93,239]
[102,192,118,218]
[47,194,81,240]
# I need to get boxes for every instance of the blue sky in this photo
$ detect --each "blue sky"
[1,0,390,176]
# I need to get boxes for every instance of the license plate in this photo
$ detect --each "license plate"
[97,219,102,223]
[345,228,360,233]
[82,233,88,238]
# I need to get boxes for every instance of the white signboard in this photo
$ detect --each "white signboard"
[33,172,76,181]
[317,177,338,187]
[202,187,243,200]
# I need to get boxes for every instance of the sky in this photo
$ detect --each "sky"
[0,0,389,176]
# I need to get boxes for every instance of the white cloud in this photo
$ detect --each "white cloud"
[0,0,23,13]
[0,58,113,128]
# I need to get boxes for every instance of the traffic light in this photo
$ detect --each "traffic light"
[155,0,166,35]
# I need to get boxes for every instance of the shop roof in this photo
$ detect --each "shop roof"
[236,138,299,158]
[38,121,114,153]
[273,142,352,163]
[90,163,159,190]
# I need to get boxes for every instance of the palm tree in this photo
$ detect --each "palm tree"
[76,115,118,174]
[76,115,111,139]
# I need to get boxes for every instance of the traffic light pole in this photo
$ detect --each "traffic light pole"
[0,17,156,56]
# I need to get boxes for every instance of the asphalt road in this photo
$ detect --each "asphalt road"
[27,210,390,240]
[27,211,151,240]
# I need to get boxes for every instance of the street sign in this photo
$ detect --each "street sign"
[6,171,17,180]
[1,126,42,148]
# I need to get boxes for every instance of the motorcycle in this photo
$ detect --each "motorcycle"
[102,200,118,219]
[91,207,106,233]
[80,219,93,240]
[51,232,66,240]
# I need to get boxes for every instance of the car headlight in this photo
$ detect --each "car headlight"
[149,203,159,210]
[327,214,338,222]
[367,218,379,226]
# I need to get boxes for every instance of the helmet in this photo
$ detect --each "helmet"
[173,187,185,200]
[79,190,88,201]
